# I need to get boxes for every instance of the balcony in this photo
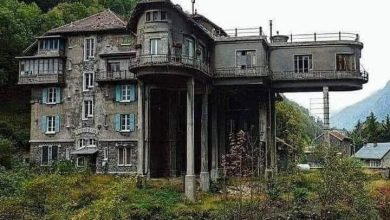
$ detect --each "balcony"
[271,70,369,92]
[18,72,64,85]
[213,66,269,78]
[130,54,211,77]
[96,70,137,83]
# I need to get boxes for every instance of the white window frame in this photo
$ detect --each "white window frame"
[294,54,313,73]
[83,72,94,91]
[46,116,56,134]
[65,148,70,160]
[82,100,94,120]
[41,145,59,166]
[117,147,132,166]
[121,85,131,102]
[150,38,160,55]
[77,156,86,167]
[47,87,57,104]
[103,147,108,160]
[84,37,95,61]
[77,138,96,149]
[369,160,381,168]
[120,114,131,132]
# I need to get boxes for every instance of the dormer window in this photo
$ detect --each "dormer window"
[39,38,64,51]
[146,11,168,22]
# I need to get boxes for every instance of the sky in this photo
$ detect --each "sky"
[173,0,388,117]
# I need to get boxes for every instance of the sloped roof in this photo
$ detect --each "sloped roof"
[354,143,390,160]
[330,130,351,141]
[191,13,227,37]
[48,9,127,34]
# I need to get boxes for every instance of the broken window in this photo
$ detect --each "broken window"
[236,50,256,69]
[336,54,356,71]
[294,55,312,73]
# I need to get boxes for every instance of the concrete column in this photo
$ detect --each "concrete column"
[185,77,196,201]
[200,86,209,192]
[137,81,144,176]
[265,90,276,178]
[323,86,331,147]
[144,85,151,178]
[211,93,219,181]
[218,93,226,167]
[168,91,177,177]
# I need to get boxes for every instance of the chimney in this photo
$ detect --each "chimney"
[192,0,196,15]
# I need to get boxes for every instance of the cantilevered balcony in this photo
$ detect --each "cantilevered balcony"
[18,71,64,85]
[96,70,137,83]
[129,54,211,78]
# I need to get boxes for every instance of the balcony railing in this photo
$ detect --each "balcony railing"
[213,66,269,78]
[18,72,64,85]
[130,54,211,76]
[96,70,136,82]
[272,70,368,82]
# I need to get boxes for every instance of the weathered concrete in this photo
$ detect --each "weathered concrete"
[200,86,209,192]
[185,77,196,201]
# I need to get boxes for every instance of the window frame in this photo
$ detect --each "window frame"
[121,85,132,102]
[235,49,257,69]
[117,147,132,166]
[84,37,96,61]
[47,87,57,104]
[83,72,94,91]
[120,114,131,132]
[46,116,56,134]
[294,54,313,73]
[336,53,356,71]
[41,145,59,166]
[183,37,195,59]
[150,38,161,55]
[77,156,86,167]
[82,100,94,120]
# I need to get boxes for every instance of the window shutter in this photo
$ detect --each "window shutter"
[52,146,58,161]
[115,114,121,132]
[42,88,48,104]
[56,88,61,104]
[129,113,136,132]
[41,116,47,133]
[115,85,121,102]
[55,115,60,133]
[130,84,136,102]
[42,146,49,165]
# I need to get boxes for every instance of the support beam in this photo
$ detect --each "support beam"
[137,81,145,177]
[185,77,196,201]
[145,85,151,178]
[200,86,209,192]
[211,92,219,181]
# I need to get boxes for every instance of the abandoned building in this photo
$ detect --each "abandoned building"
[313,130,354,156]
[17,0,368,200]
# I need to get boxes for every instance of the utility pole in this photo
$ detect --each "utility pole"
[191,0,195,15]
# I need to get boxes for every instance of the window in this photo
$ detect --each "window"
[39,39,60,50]
[83,72,94,91]
[116,84,136,102]
[369,160,381,168]
[78,138,96,149]
[84,38,95,60]
[47,87,57,104]
[161,11,167,20]
[294,55,313,73]
[83,100,93,120]
[20,59,63,75]
[150,39,161,55]
[153,11,158,21]
[336,54,356,71]
[118,147,132,166]
[77,157,86,167]
[183,37,195,58]
[108,62,121,73]
[146,12,151,21]
[121,114,131,132]
[236,50,256,69]
[146,11,167,22]
[65,148,70,160]
[41,145,58,165]
[47,116,56,134]
[121,85,132,102]
[103,147,108,160]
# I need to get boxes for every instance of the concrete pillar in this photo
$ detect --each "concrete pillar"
[145,85,151,178]
[137,81,144,176]
[185,77,196,201]
[218,93,226,166]
[323,86,331,147]
[211,93,219,181]
[200,86,209,192]
[168,91,177,177]
[265,90,276,178]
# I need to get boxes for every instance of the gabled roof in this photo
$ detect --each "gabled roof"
[313,130,352,143]
[191,13,227,37]
[47,9,127,34]
[354,143,390,160]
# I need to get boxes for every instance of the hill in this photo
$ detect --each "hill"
[331,81,390,130]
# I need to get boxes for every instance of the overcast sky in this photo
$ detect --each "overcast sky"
[173,0,388,117]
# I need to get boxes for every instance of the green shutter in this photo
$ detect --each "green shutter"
[42,88,48,104]
[41,116,47,133]
[55,115,60,133]
[56,88,61,104]
[115,114,121,132]
[130,84,136,102]
[115,85,122,102]
[129,114,135,132]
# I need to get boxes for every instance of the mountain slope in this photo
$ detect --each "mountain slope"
[331,82,390,130]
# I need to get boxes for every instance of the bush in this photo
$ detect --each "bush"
[0,138,13,169]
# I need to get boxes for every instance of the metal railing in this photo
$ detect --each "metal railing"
[222,27,266,37]
[272,70,368,82]
[18,72,64,84]
[96,70,136,82]
[130,54,211,76]
[214,66,269,78]
[284,32,360,43]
